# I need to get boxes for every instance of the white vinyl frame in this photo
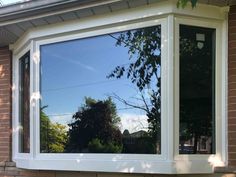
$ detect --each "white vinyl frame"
[173,17,228,173]
[35,18,169,172]
[12,42,34,160]
[11,0,228,174]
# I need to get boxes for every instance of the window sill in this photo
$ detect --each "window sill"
[14,157,223,174]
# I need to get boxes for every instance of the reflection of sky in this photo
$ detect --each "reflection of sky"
[41,31,159,133]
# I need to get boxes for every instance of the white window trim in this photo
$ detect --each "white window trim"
[12,43,34,160]
[34,18,170,173]
[173,17,228,172]
[11,1,228,174]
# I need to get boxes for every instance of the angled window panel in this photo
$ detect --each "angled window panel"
[19,52,30,153]
[179,25,216,155]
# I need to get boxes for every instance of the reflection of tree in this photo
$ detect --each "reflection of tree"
[107,25,214,154]
[179,26,214,154]
[66,97,122,153]
[122,130,156,154]
[177,0,198,8]
[40,106,68,153]
[107,26,161,152]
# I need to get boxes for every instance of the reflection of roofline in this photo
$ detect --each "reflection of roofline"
[129,130,147,137]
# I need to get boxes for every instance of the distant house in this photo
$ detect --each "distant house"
[0,0,236,176]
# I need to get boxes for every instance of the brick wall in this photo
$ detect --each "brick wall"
[228,5,236,168]
[0,47,12,163]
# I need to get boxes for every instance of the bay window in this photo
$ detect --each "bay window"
[12,2,227,174]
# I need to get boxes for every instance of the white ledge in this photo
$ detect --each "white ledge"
[14,157,217,174]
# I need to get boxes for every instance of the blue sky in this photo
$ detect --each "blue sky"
[40,31,160,133]
[0,0,161,134]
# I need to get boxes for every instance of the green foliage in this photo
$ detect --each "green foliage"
[122,135,157,154]
[66,97,122,153]
[179,26,214,153]
[40,107,68,153]
[88,138,123,153]
[177,0,198,8]
[108,26,161,150]
[108,26,161,91]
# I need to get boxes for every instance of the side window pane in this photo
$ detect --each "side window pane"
[40,25,161,154]
[179,25,215,154]
[19,52,30,153]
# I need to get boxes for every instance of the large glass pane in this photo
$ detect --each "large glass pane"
[40,25,161,154]
[19,52,30,153]
[179,25,215,154]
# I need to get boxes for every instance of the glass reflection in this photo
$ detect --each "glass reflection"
[179,25,215,154]
[40,25,161,154]
[19,52,30,153]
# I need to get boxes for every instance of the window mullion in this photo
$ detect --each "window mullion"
[174,17,180,159]
[161,14,175,161]
[34,40,41,158]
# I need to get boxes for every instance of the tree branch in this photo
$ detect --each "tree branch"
[110,93,148,112]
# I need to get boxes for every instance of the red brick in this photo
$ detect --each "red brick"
[0,79,11,85]
[229,33,236,40]
[228,131,236,139]
[19,170,39,176]
[228,6,236,169]
[228,110,236,117]
[229,160,236,168]
[229,111,236,117]
[229,20,236,27]
[0,86,11,91]
[229,39,236,44]
[229,153,236,160]
[228,104,236,111]
[229,97,236,104]
[229,82,236,90]
[229,118,236,124]
[229,89,236,97]
[0,90,10,95]
[229,139,236,146]
[229,48,236,55]
[0,59,10,65]
[5,162,15,167]
[228,124,236,131]
[229,13,236,21]
[4,167,20,176]
[229,25,236,31]
[228,103,236,110]
[230,5,236,11]
[229,61,236,69]
[229,76,236,84]
[229,160,236,166]
[229,145,236,152]
[0,47,11,163]
[0,121,10,125]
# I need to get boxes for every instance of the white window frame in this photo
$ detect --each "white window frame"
[27,18,170,173]
[12,42,34,160]
[173,17,228,172]
[11,1,228,174]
